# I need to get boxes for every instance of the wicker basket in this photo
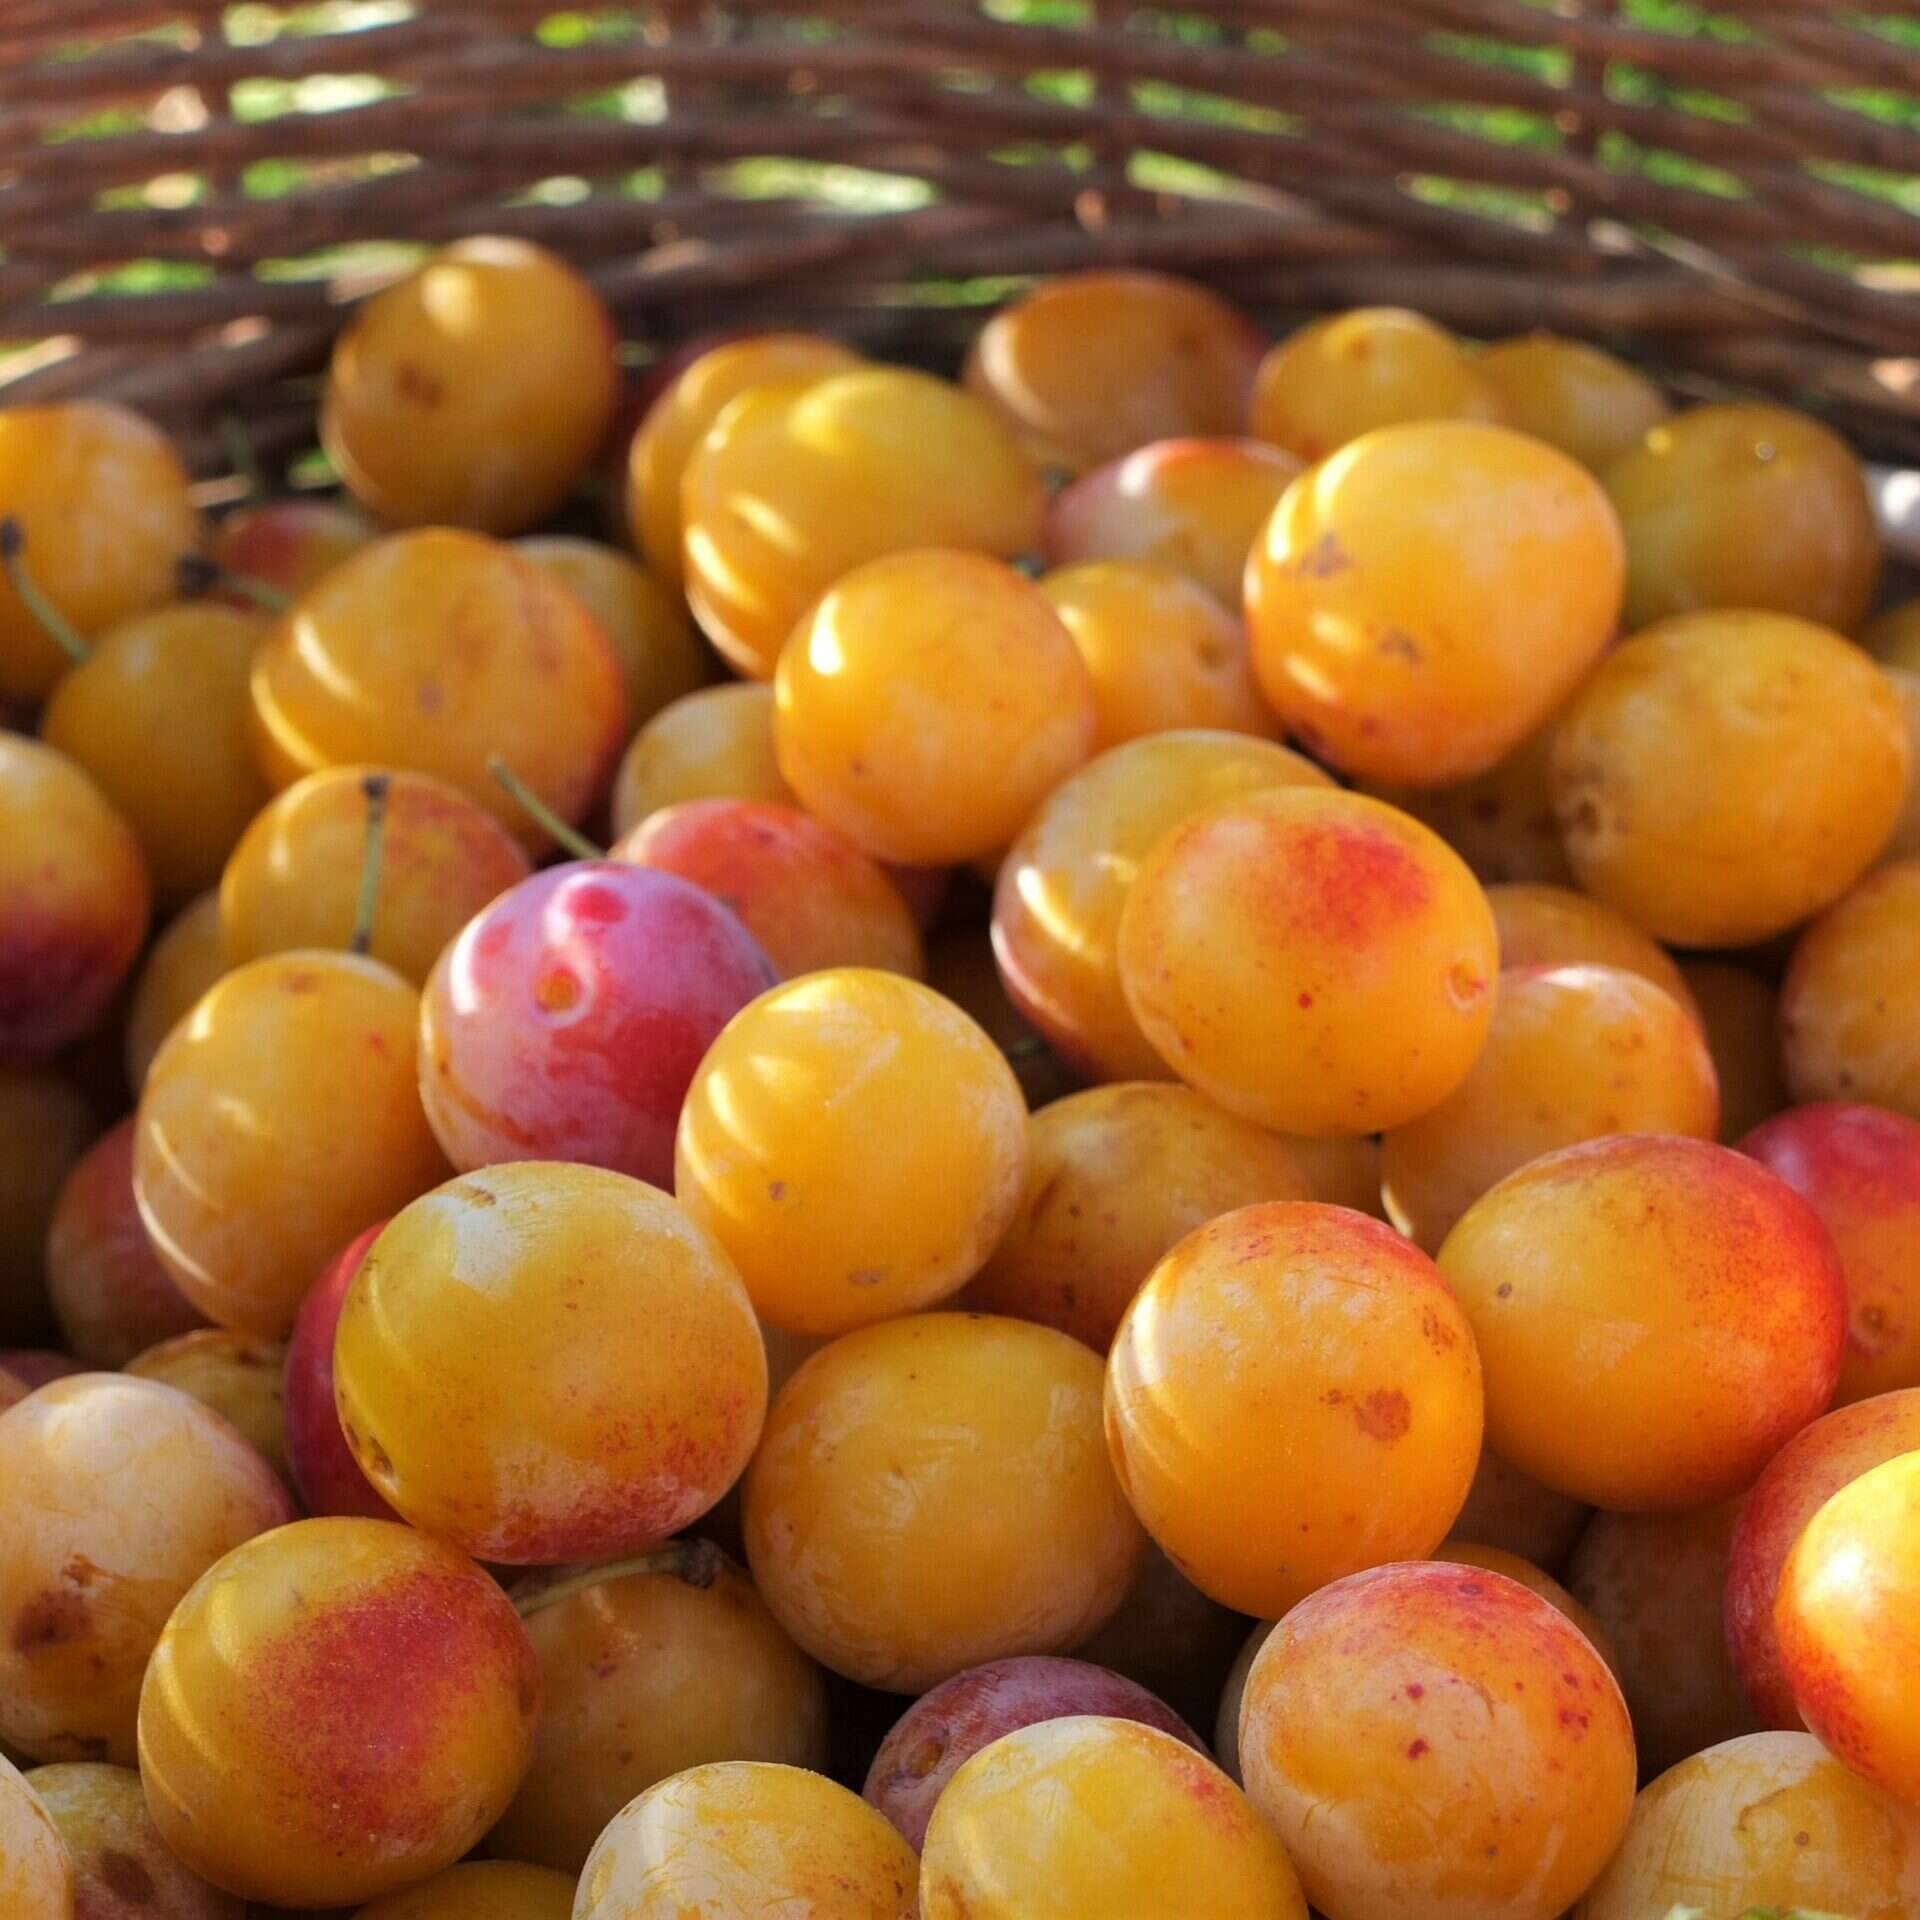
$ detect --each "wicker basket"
[4,0,1920,478]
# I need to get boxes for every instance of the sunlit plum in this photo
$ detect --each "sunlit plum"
[608,682,794,839]
[1486,881,1696,1016]
[123,892,225,1092]
[1474,332,1670,473]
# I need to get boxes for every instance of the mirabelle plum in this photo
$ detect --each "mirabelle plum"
[1781,858,1920,1118]
[964,1081,1311,1350]
[126,1331,287,1483]
[1243,1561,1634,1920]
[1118,786,1498,1134]
[1040,559,1274,750]
[992,728,1331,1082]
[1474,333,1671,472]
[0,1373,293,1763]
[965,271,1264,474]
[337,1163,764,1562]
[420,863,774,1188]
[865,1656,1199,1850]
[209,498,374,603]
[1776,1452,1920,1803]
[923,1716,1306,1920]
[0,736,150,1064]
[1602,403,1880,632]
[1250,307,1504,462]
[0,1068,96,1344]
[518,537,710,727]
[491,1546,828,1874]
[681,368,1044,679]
[624,331,864,584]
[123,892,224,1092]
[1724,1389,1920,1729]
[1865,594,1920,670]
[745,1313,1143,1690]
[1381,964,1719,1250]
[138,1517,540,1908]
[1431,1542,1620,1676]
[134,951,448,1336]
[614,799,923,980]
[1574,1731,1920,1920]
[608,682,793,838]
[1245,420,1624,787]
[576,1762,916,1920]
[1436,1135,1846,1509]
[356,1862,573,1920]
[41,604,268,907]
[29,1761,239,1919]
[1742,1104,1920,1406]
[1882,666,1920,863]
[248,530,628,850]
[222,766,531,987]
[280,1222,393,1521]
[773,549,1094,866]
[1044,436,1303,606]
[921,928,1080,1109]
[323,237,617,534]
[1448,1448,1591,1571]
[1107,1202,1482,1616]
[0,1754,71,1919]
[0,402,200,703]
[1486,881,1696,1016]
[1567,1501,1758,1779]
[1682,958,1786,1140]
[1552,611,1908,946]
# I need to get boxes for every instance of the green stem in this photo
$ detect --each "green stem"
[487,756,605,861]
[0,517,88,664]
[176,552,292,613]
[514,1539,724,1619]
[220,572,292,614]
[350,772,390,957]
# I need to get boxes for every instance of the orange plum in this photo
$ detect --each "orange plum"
[1474,332,1671,473]
[1429,1541,1620,1676]
[608,681,794,838]
[123,892,225,1092]
[0,1067,97,1345]
[1486,881,1696,1018]
[1682,958,1787,1140]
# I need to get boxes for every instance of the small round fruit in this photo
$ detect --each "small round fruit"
[29,1761,239,1919]
[1725,1388,1920,1729]
[864,1656,1200,1851]
[774,549,1094,866]
[134,950,449,1337]
[1574,1730,1920,1920]
[965,1081,1311,1350]
[615,799,922,980]
[126,1331,286,1483]
[418,862,775,1189]
[1381,963,1719,1250]
[625,331,864,584]
[1781,858,1920,1119]
[1682,958,1786,1140]
[123,892,225,1092]
[1118,785,1498,1135]
[745,1313,1144,1691]
[41,603,269,907]
[1245,420,1624,787]
[1882,665,1920,863]
[1250,306,1503,461]
[922,1716,1305,1920]
[676,970,1025,1336]
[221,766,532,987]
[209,498,374,603]
[577,1762,916,1920]
[355,1861,573,1920]
[992,728,1331,1082]
[0,736,150,1064]
[1044,436,1303,606]
[1107,1202,1483,1616]
[1776,1452,1920,1801]
[1474,333,1670,472]
[323,237,617,533]
[1241,1561,1635,1920]
[1485,880,1696,1015]
[609,682,793,838]
[1602,402,1879,632]
[1552,610,1908,945]
[0,1069,96,1345]
[682,367,1044,679]
[492,1544,827,1875]
[965,271,1263,474]
[336,1163,765,1563]
[248,529,627,849]
[0,401,200,704]
[137,1517,540,1908]
[1448,1448,1591,1571]
[0,1754,71,1919]
[0,1373,293,1764]
[1436,1134,1846,1509]
[1567,1501,1758,1779]
[281,1223,393,1521]
[1431,1542,1620,1677]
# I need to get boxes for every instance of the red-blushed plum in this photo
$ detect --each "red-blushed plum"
[281,1223,395,1521]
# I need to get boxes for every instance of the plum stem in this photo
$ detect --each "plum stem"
[350,772,390,957]
[487,755,604,861]
[0,516,88,663]
[513,1538,725,1619]
[176,551,292,613]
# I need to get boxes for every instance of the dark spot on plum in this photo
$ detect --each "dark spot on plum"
[1407,1737,1429,1759]
[1351,1388,1410,1443]
[13,1588,89,1654]
[395,362,445,407]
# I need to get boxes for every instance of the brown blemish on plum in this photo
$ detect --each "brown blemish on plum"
[1407,1737,1430,1758]
[395,363,445,408]
[1352,1388,1410,1443]
[1284,531,1351,579]
[13,1587,90,1653]
[97,1849,156,1903]
[535,968,581,1012]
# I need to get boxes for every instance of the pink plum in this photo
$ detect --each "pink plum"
[282,1223,396,1521]
[209,499,374,605]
